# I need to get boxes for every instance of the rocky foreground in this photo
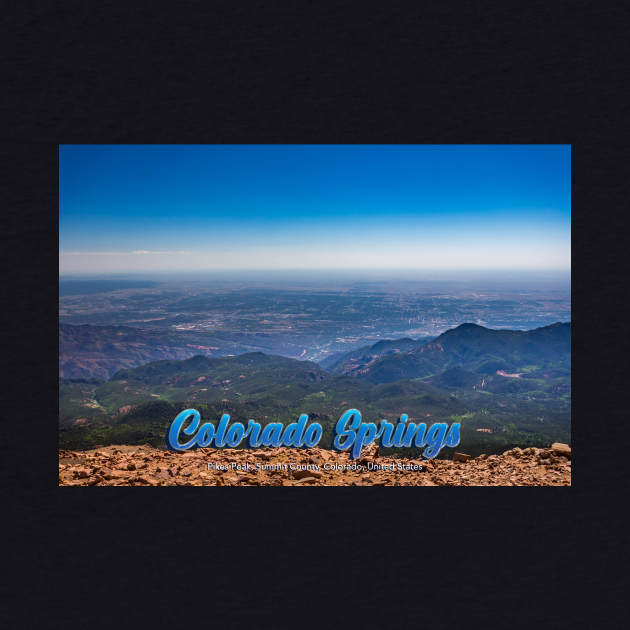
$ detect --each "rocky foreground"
[59,442,571,486]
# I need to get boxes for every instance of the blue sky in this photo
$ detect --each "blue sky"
[59,145,570,273]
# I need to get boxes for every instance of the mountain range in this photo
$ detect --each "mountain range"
[322,322,570,383]
[59,322,571,457]
[59,323,265,380]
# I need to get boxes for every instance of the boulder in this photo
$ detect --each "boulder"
[292,468,322,480]
[453,452,471,463]
[551,443,571,458]
[294,476,318,484]
[362,442,380,459]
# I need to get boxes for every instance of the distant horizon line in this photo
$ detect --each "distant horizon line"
[60,267,571,276]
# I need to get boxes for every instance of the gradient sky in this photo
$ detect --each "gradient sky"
[59,145,570,274]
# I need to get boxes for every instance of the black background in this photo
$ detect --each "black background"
[3,1,628,628]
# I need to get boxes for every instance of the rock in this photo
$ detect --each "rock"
[453,452,471,463]
[551,443,571,458]
[362,442,380,459]
[292,468,322,480]
[126,462,136,471]
[294,476,318,484]
[134,476,155,485]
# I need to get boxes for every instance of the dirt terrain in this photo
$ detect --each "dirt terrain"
[59,442,571,486]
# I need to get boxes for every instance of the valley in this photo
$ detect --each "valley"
[60,273,570,379]
[60,321,571,458]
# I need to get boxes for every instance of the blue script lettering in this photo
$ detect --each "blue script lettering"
[166,407,460,459]
[166,409,324,452]
[332,409,461,460]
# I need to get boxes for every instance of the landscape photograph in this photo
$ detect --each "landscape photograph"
[59,144,571,486]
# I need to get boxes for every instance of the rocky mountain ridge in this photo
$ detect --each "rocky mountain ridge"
[332,322,571,383]
[59,443,571,486]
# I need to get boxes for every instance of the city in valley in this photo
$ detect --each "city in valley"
[59,272,570,460]
[60,272,570,378]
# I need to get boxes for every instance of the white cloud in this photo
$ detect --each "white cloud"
[61,250,190,256]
